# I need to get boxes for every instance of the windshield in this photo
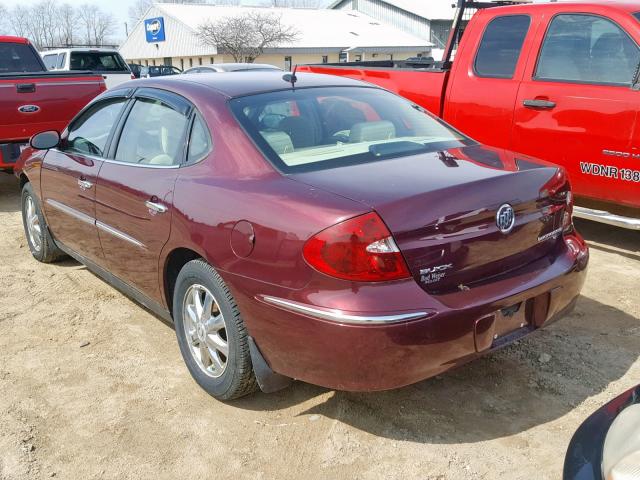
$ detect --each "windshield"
[70,51,129,72]
[230,87,471,173]
[0,43,44,73]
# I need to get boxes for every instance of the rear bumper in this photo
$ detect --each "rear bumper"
[573,206,640,230]
[229,233,589,392]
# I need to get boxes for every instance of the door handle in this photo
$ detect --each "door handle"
[145,200,168,214]
[77,178,93,190]
[523,99,556,109]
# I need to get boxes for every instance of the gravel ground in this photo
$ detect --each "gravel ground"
[0,171,638,480]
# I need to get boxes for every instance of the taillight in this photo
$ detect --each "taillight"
[303,212,410,282]
[540,168,573,233]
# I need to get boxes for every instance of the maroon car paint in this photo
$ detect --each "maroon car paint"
[15,73,589,392]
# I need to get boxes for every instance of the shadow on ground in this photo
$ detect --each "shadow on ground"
[0,172,20,213]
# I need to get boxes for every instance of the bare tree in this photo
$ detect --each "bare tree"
[58,3,79,46]
[0,3,8,35]
[128,0,153,25]
[77,3,116,46]
[198,12,298,63]
[9,6,32,40]
[269,0,323,7]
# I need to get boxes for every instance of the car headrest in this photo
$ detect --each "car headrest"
[146,154,174,166]
[261,131,294,155]
[349,121,396,143]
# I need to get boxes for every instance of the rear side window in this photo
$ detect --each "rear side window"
[42,54,58,70]
[115,98,189,166]
[70,51,129,72]
[0,43,43,73]
[57,53,66,69]
[65,99,126,157]
[635,13,640,22]
[536,14,640,86]
[187,115,212,163]
[475,15,531,78]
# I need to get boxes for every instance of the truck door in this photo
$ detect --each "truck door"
[512,12,640,210]
[444,12,535,151]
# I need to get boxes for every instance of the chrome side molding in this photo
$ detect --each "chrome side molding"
[259,295,431,325]
[573,206,640,230]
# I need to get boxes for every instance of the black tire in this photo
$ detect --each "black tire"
[21,182,65,263]
[173,259,258,400]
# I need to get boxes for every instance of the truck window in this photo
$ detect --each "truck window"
[57,53,66,69]
[70,51,129,72]
[474,15,531,79]
[536,14,640,86]
[0,43,44,73]
[42,54,58,70]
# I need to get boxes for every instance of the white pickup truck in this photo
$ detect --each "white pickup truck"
[40,47,133,89]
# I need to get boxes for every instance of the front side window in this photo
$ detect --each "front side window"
[42,54,58,70]
[230,87,471,173]
[474,15,531,78]
[69,51,129,72]
[65,99,126,157]
[114,98,189,166]
[536,14,640,85]
[0,43,44,73]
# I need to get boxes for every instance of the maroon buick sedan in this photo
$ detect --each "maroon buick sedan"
[15,72,588,400]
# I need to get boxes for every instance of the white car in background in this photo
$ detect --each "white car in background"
[40,48,133,89]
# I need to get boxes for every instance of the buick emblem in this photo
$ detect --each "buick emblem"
[18,105,40,114]
[496,203,515,234]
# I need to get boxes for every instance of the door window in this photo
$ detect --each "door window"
[64,99,126,157]
[57,53,66,69]
[536,14,640,85]
[114,98,189,166]
[474,15,531,78]
[42,54,58,70]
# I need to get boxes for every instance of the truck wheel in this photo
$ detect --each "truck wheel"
[173,259,258,400]
[21,183,64,263]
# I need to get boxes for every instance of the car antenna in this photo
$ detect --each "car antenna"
[282,65,298,90]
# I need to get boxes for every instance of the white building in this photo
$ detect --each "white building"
[119,3,433,71]
[329,0,457,54]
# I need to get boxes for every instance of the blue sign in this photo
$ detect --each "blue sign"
[145,17,166,43]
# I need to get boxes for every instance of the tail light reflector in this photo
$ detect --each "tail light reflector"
[303,212,410,282]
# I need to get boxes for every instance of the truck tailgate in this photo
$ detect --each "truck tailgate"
[298,64,449,116]
[0,72,105,142]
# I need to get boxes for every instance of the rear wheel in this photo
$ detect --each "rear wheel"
[21,183,64,263]
[173,259,258,400]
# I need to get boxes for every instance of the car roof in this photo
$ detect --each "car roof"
[0,36,30,44]
[118,71,373,99]
[198,63,282,72]
[488,1,640,15]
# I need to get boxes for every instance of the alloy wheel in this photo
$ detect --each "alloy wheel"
[25,195,42,252]
[182,284,229,378]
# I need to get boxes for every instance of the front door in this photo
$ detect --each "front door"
[512,12,640,209]
[41,97,128,262]
[95,89,192,302]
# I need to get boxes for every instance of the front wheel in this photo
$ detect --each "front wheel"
[173,259,258,400]
[21,183,64,263]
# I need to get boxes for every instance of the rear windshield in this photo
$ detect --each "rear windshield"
[230,87,471,173]
[0,43,44,73]
[70,51,129,72]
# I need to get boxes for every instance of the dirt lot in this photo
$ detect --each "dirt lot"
[0,172,638,480]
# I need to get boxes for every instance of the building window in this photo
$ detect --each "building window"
[199,57,202,65]
[145,59,148,66]
[322,55,328,63]
[189,58,193,67]
[355,54,362,61]
[180,58,184,70]
[210,57,214,63]
[152,59,156,66]
[284,56,292,71]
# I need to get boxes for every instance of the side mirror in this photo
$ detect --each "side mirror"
[30,131,60,150]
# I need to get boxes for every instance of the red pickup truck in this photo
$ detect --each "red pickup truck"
[301,1,640,230]
[0,36,106,171]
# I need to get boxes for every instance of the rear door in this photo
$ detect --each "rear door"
[41,94,128,262]
[512,10,640,209]
[444,11,536,150]
[94,88,193,302]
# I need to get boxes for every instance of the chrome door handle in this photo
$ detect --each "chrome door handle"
[77,179,93,190]
[523,99,556,109]
[145,200,168,214]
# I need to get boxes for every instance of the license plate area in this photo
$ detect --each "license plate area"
[494,302,527,338]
